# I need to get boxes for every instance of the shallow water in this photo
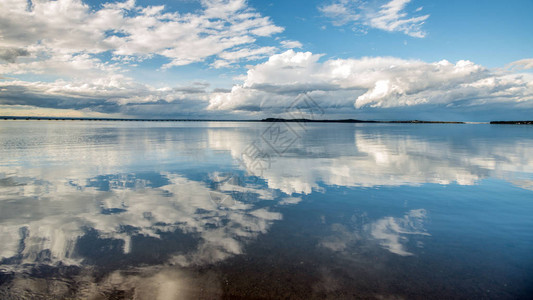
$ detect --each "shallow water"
[0,120,532,299]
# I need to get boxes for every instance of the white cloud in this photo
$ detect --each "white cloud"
[0,0,287,118]
[0,50,121,77]
[212,46,277,69]
[0,0,284,71]
[507,58,533,70]
[3,49,532,120]
[319,0,429,38]
[319,0,361,26]
[368,0,429,38]
[1,1,531,120]
[208,50,533,116]
[280,40,303,49]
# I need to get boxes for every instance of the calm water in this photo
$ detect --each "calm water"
[0,121,532,299]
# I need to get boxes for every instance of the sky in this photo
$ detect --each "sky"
[0,0,532,121]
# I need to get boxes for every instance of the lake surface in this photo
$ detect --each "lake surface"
[0,120,532,299]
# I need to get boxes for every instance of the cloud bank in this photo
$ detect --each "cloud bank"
[208,50,533,120]
[0,0,531,120]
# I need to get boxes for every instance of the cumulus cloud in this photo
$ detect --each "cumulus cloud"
[319,0,429,38]
[0,0,290,118]
[3,49,532,120]
[208,50,533,119]
[1,1,531,120]
[0,0,283,70]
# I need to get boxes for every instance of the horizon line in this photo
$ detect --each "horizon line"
[2,116,532,124]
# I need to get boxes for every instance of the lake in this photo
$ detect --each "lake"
[0,121,532,299]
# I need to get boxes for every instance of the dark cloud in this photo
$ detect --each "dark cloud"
[173,87,207,94]
[0,80,231,118]
[212,88,231,93]
[0,48,30,63]
[0,82,195,116]
[248,83,345,95]
[0,85,121,113]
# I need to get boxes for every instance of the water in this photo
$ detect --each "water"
[0,120,532,299]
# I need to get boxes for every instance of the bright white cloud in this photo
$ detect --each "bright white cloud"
[0,0,288,117]
[368,0,429,38]
[0,1,531,120]
[319,0,429,38]
[0,0,284,71]
[208,50,533,116]
[3,49,532,120]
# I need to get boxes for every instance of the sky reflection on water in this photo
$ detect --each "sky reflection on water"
[0,121,532,299]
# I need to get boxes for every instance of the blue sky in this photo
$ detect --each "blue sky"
[0,0,532,120]
[261,0,533,66]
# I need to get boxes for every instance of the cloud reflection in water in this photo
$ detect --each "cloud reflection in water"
[0,121,531,298]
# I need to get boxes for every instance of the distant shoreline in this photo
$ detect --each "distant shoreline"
[489,121,533,125]
[0,116,531,124]
[260,118,465,124]
[0,116,248,122]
